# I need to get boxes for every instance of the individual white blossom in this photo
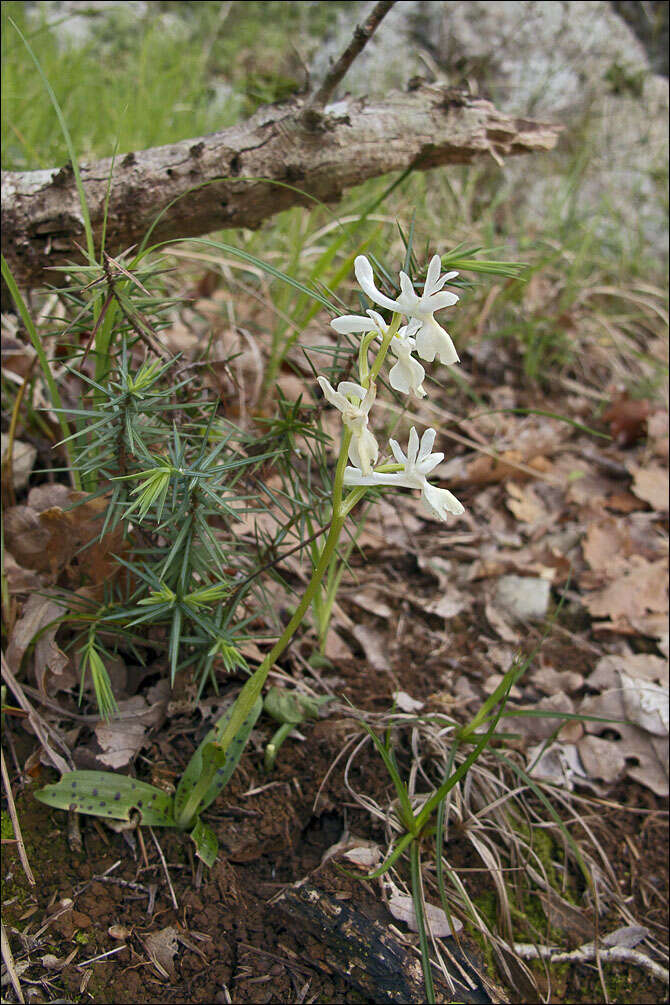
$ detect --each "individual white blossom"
[330,310,426,399]
[317,377,378,474]
[354,254,460,365]
[343,426,464,521]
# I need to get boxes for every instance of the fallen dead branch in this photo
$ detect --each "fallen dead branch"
[2,84,559,291]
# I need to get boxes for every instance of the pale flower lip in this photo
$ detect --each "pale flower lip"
[354,254,460,366]
[343,426,465,521]
[317,376,379,475]
[388,325,426,399]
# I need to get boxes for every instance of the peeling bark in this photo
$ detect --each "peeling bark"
[1,84,560,290]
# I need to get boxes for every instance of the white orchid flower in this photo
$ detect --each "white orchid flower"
[354,255,460,365]
[343,426,464,522]
[331,311,426,399]
[317,376,378,475]
[388,325,427,398]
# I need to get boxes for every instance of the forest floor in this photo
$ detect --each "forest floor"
[2,265,668,1004]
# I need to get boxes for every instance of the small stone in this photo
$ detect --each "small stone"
[494,575,551,622]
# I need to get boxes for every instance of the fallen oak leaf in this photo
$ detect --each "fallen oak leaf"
[602,391,650,447]
[584,556,668,621]
[628,463,669,512]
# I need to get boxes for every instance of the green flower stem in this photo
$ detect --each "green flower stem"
[264,722,294,772]
[176,427,358,830]
[366,312,401,386]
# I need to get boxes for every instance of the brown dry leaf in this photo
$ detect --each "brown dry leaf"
[506,482,546,524]
[456,451,551,486]
[627,613,669,657]
[584,556,668,620]
[91,684,169,770]
[536,887,595,946]
[3,505,52,569]
[416,556,467,620]
[1,330,37,379]
[588,652,668,691]
[346,589,393,620]
[504,693,575,744]
[2,550,44,594]
[484,600,519,643]
[579,689,669,796]
[602,392,650,446]
[3,488,125,586]
[581,517,633,575]
[647,410,669,458]
[324,628,354,662]
[5,593,74,694]
[351,624,389,672]
[578,735,627,785]
[628,463,669,512]
[143,927,179,980]
[531,665,584,695]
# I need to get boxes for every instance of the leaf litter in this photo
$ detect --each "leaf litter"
[2,273,668,1005]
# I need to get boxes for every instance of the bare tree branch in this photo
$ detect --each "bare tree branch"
[2,84,560,291]
[307,0,398,111]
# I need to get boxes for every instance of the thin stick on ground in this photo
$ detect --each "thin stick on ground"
[149,828,178,911]
[1,920,25,1004]
[514,941,670,984]
[1,747,35,886]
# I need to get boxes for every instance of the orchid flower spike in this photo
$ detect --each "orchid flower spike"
[317,377,378,475]
[343,426,464,522]
[354,255,460,366]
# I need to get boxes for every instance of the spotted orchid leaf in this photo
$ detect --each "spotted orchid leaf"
[34,770,175,827]
[173,697,262,819]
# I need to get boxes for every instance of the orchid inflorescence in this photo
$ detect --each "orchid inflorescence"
[318,254,465,522]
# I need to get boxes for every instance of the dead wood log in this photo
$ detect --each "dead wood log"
[1,84,560,291]
[275,882,507,1003]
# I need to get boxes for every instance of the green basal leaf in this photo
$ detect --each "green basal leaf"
[173,697,262,819]
[34,771,175,826]
[189,817,219,868]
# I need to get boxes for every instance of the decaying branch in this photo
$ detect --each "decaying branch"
[2,83,560,290]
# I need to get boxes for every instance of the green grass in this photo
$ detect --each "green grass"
[1,1,348,170]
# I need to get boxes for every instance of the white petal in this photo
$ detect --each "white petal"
[337,381,367,402]
[331,314,375,334]
[343,466,404,488]
[424,255,442,295]
[366,310,388,333]
[317,376,348,412]
[388,356,426,397]
[354,256,399,312]
[407,427,420,465]
[430,269,459,293]
[419,427,437,457]
[389,437,407,467]
[422,482,465,520]
[427,290,459,310]
[349,426,379,475]
[414,319,459,365]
